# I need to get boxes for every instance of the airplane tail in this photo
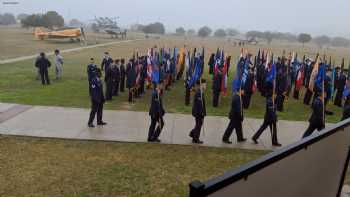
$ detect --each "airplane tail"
[34,27,46,40]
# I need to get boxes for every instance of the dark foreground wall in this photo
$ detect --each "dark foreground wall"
[190,119,350,197]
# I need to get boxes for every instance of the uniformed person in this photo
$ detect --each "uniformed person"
[222,89,246,144]
[88,68,107,127]
[242,67,254,109]
[112,59,121,96]
[342,95,350,121]
[334,69,346,107]
[101,52,113,74]
[208,53,215,75]
[189,79,206,144]
[302,89,325,138]
[120,59,126,92]
[212,69,222,107]
[126,59,136,102]
[54,49,63,80]
[105,58,114,101]
[252,85,281,146]
[35,52,51,85]
[147,82,165,142]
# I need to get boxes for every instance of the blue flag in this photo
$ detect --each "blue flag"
[266,62,276,84]
[315,63,325,92]
[187,57,203,88]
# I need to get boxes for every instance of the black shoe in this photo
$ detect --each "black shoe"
[222,139,232,144]
[88,123,95,128]
[97,121,107,126]
[189,132,194,138]
[192,139,203,144]
[252,138,258,144]
[272,142,282,147]
[153,138,161,143]
[238,138,247,143]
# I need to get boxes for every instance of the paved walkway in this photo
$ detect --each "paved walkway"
[0,102,335,150]
[0,39,144,64]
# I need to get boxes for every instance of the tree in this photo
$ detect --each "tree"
[0,13,16,25]
[142,22,165,34]
[197,26,212,38]
[297,33,312,47]
[313,35,331,48]
[17,13,29,21]
[42,11,64,29]
[263,31,274,44]
[69,19,83,27]
[331,37,350,47]
[214,28,227,37]
[21,14,44,28]
[226,28,239,37]
[187,29,196,36]
[175,27,186,35]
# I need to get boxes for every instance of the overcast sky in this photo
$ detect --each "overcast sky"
[1,0,349,37]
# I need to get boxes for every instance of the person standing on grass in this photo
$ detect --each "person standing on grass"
[87,58,98,95]
[35,52,51,85]
[54,49,63,80]
[88,68,107,128]
[112,59,121,96]
[148,82,165,142]
[126,58,136,102]
[189,79,206,144]
[212,68,222,107]
[105,58,114,101]
[101,52,113,74]
[120,58,126,92]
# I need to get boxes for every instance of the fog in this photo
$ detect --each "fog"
[1,0,349,37]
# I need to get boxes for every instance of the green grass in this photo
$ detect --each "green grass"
[0,135,266,197]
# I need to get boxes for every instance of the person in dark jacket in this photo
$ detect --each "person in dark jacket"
[302,90,325,138]
[252,85,281,146]
[105,58,114,101]
[189,79,206,144]
[212,69,222,107]
[88,69,106,128]
[208,53,215,75]
[120,59,126,92]
[112,59,121,96]
[148,83,165,142]
[242,68,254,109]
[334,71,346,107]
[87,58,98,95]
[35,52,51,85]
[101,52,113,74]
[222,90,247,144]
[342,96,350,121]
[276,70,287,112]
[126,59,136,102]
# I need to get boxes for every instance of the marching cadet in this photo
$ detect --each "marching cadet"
[112,59,121,96]
[208,53,215,75]
[105,58,114,101]
[147,82,165,142]
[35,52,51,85]
[276,67,287,112]
[126,59,136,102]
[222,88,246,144]
[252,85,281,146]
[189,79,206,144]
[88,68,107,128]
[212,68,222,107]
[303,61,314,105]
[242,67,254,109]
[120,59,126,92]
[54,49,63,80]
[302,89,325,138]
[101,52,113,74]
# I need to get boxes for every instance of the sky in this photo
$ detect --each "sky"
[1,0,349,37]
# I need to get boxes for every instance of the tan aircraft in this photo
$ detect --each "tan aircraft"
[34,27,86,43]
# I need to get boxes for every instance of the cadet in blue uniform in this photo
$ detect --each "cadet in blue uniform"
[148,82,165,142]
[222,89,246,144]
[87,58,98,95]
[101,52,113,74]
[35,52,51,85]
[105,58,114,101]
[112,59,121,96]
[126,59,136,102]
[252,86,281,146]
[189,79,206,144]
[334,71,346,107]
[88,69,107,127]
[242,67,254,109]
[302,90,325,138]
[212,69,222,107]
[120,59,126,92]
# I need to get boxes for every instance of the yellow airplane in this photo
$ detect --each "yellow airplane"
[34,27,86,43]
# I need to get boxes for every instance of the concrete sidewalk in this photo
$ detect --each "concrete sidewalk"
[0,102,334,150]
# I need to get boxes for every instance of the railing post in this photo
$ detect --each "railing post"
[189,180,205,197]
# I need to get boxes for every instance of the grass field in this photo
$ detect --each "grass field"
[0,27,347,122]
[0,135,267,197]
